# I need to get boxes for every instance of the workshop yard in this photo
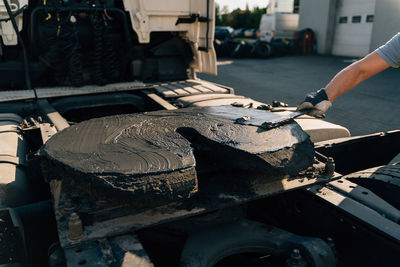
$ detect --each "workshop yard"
[199,55,400,136]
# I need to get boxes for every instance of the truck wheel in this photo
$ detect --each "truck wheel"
[252,42,272,58]
[344,164,400,210]
[214,40,224,58]
[179,220,335,267]
[231,41,253,58]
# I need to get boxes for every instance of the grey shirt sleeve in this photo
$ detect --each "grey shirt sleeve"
[375,33,400,68]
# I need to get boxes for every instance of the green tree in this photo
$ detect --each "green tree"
[215,3,222,25]
[294,0,300,13]
[215,5,267,29]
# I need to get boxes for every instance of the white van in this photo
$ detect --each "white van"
[259,13,299,42]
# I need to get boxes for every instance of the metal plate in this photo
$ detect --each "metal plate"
[205,105,305,129]
[0,81,149,103]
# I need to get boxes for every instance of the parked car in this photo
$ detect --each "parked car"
[232,28,244,38]
[243,28,257,38]
[214,26,234,40]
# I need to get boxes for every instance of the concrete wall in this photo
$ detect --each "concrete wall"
[298,0,337,54]
[370,0,400,50]
[300,0,400,55]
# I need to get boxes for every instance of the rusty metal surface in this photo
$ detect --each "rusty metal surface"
[40,105,324,249]
[56,164,330,248]
[41,106,314,208]
[64,234,153,267]
[39,123,57,144]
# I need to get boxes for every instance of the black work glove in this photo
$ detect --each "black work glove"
[297,88,332,116]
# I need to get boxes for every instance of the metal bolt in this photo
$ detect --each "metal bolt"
[63,200,74,212]
[68,213,84,242]
[272,100,288,107]
[235,116,251,124]
[70,15,77,23]
[285,249,306,267]
[325,157,335,177]
[291,249,301,260]
[326,237,337,256]
[257,104,272,111]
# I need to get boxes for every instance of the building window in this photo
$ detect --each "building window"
[352,16,361,23]
[366,15,374,23]
[339,16,348,24]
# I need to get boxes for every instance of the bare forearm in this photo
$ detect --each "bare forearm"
[325,52,390,102]
[325,65,367,102]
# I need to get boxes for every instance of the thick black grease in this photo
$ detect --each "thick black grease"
[41,106,314,201]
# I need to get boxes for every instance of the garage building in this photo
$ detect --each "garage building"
[299,0,400,57]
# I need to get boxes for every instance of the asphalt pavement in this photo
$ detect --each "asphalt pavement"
[199,55,400,136]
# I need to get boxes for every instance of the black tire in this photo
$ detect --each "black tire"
[231,41,253,58]
[214,40,224,58]
[218,40,239,58]
[344,164,400,210]
[179,220,335,267]
[252,42,272,58]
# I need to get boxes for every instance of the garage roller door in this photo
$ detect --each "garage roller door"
[332,0,376,57]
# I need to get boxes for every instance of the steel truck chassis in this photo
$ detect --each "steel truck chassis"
[0,80,399,266]
[0,0,399,266]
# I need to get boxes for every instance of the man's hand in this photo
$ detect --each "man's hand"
[297,89,332,116]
